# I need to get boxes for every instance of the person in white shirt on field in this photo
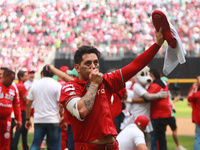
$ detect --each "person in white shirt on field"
[25,65,62,150]
[117,115,149,150]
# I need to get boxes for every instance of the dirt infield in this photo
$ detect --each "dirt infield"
[166,118,195,136]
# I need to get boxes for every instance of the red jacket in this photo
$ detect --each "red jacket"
[188,90,200,126]
[16,81,27,111]
[148,79,171,119]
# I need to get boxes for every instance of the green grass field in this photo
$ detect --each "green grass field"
[17,134,195,150]
[167,135,194,150]
[16,99,194,150]
[173,99,192,118]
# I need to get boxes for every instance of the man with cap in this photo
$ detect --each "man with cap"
[24,69,37,91]
[116,115,149,150]
[24,69,37,117]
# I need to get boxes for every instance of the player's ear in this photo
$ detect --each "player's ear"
[74,64,80,73]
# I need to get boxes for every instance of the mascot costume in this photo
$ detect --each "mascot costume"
[126,66,167,149]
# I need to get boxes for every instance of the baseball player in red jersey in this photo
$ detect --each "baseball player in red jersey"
[58,28,164,150]
[0,69,22,150]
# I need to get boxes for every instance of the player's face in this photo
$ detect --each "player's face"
[3,74,15,87]
[28,73,35,81]
[22,72,28,82]
[76,53,99,81]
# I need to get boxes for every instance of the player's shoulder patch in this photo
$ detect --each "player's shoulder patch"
[62,83,75,92]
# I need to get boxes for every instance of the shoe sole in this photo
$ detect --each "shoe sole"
[152,10,177,48]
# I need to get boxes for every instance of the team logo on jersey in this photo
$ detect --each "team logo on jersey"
[62,84,74,89]
[5,94,14,101]
[9,89,15,96]
[63,84,75,93]
[4,132,10,139]
[0,92,3,98]
[97,88,105,95]
[65,87,75,92]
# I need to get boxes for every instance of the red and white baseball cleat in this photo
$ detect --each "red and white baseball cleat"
[152,10,177,48]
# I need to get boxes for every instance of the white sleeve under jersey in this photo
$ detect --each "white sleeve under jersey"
[66,97,84,121]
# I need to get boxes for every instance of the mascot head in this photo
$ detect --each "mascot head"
[134,66,152,87]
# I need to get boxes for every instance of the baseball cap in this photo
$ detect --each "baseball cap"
[134,115,149,127]
[27,68,36,74]
[60,66,69,73]
[161,76,168,82]
[67,68,79,77]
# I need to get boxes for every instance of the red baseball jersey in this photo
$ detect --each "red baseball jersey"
[0,82,21,121]
[16,81,27,111]
[59,69,124,143]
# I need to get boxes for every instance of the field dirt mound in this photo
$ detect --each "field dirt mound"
[166,118,195,136]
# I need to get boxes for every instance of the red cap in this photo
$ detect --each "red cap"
[27,68,36,74]
[59,66,69,73]
[134,115,149,127]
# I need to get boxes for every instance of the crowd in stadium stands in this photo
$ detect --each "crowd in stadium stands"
[0,0,199,73]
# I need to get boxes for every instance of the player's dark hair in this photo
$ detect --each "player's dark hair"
[17,70,26,80]
[4,69,15,77]
[42,65,54,77]
[0,67,8,71]
[74,46,101,65]
[149,68,160,79]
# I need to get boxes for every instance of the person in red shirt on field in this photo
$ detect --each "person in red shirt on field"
[58,28,164,150]
[148,68,171,150]
[187,75,200,150]
[0,69,22,150]
[13,70,29,150]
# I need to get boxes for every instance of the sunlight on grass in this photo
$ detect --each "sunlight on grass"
[174,99,192,118]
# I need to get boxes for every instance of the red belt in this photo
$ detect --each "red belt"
[75,140,119,150]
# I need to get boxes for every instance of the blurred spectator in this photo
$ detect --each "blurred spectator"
[13,70,29,150]
[148,68,171,150]
[117,115,149,150]
[0,0,199,73]
[161,76,187,150]
[0,68,22,150]
[25,65,62,150]
[187,75,200,150]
